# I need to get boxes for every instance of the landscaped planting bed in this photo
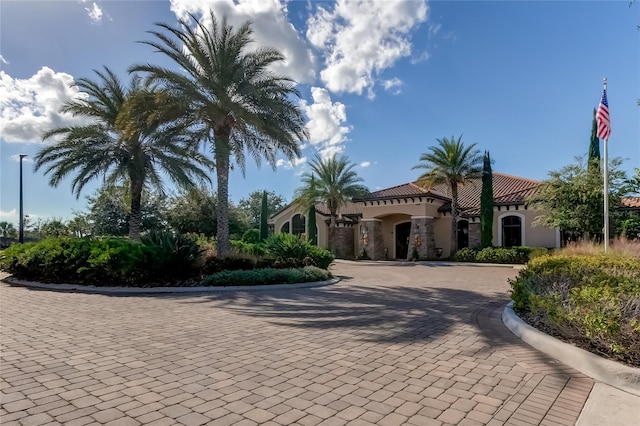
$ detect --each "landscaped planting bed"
[0,233,334,287]
[510,254,640,367]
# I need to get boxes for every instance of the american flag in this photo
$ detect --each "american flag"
[596,89,610,139]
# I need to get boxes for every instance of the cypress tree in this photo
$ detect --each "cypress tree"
[480,151,494,248]
[308,204,317,245]
[259,190,269,240]
[588,108,601,172]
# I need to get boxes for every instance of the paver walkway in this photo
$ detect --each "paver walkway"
[1,261,593,425]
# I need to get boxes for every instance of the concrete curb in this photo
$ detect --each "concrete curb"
[1,276,340,294]
[334,259,523,269]
[502,301,640,396]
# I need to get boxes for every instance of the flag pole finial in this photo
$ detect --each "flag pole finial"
[603,77,607,90]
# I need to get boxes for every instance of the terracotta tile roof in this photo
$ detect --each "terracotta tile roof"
[355,182,449,202]
[621,197,640,209]
[314,201,362,217]
[358,172,541,210]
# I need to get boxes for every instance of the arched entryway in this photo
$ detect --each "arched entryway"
[457,220,469,249]
[395,222,411,259]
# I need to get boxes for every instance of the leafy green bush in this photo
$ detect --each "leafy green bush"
[0,238,155,285]
[510,254,640,365]
[454,247,478,262]
[231,239,267,257]
[454,246,548,264]
[141,230,203,276]
[202,256,257,275]
[241,228,261,244]
[203,266,330,286]
[263,233,334,269]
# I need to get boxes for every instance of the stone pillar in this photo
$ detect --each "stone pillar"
[358,219,384,260]
[468,222,481,248]
[329,226,355,259]
[407,216,436,260]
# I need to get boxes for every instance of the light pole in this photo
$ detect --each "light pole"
[19,154,27,243]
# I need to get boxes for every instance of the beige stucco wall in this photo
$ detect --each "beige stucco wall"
[494,208,558,248]
[361,201,442,220]
[270,202,559,257]
[433,217,453,258]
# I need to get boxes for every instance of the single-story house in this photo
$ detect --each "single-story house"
[270,172,636,260]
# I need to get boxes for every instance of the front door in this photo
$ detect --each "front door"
[457,220,469,249]
[395,222,411,259]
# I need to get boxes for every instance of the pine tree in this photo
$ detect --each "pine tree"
[588,108,601,173]
[480,151,494,248]
[259,191,269,241]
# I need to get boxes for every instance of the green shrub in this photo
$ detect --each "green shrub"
[203,266,330,286]
[0,237,156,285]
[454,247,478,262]
[202,256,256,275]
[230,240,267,257]
[241,228,261,244]
[510,254,640,365]
[263,233,334,269]
[141,230,203,277]
[454,246,546,264]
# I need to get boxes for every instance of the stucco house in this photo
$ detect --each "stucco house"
[270,172,563,260]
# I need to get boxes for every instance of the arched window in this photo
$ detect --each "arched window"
[292,214,306,236]
[280,222,290,234]
[502,215,522,247]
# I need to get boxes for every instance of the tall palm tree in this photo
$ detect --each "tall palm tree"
[34,67,212,240]
[131,12,308,256]
[0,221,17,239]
[413,135,483,253]
[294,154,368,228]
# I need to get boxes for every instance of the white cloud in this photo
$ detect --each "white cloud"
[300,87,351,159]
[85,2,103,23]
[428,23,441,36]
[9,154,33,163]
[360,161,371,168]
[306,0,428,97]
[0,54,8,65]
[276,156,306,169]
[382,78,402,95]
[410,51,430,65]
[169,0,315,83]
[0,67,88,144]
[0,209,17,221]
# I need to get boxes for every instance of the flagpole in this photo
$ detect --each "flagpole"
[603,77,609,252]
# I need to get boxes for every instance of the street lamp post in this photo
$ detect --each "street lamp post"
[19,154,27,243]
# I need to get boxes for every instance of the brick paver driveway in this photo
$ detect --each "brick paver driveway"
[1,261,593,426]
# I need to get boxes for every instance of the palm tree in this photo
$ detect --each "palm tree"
[34,67,212,240]
[131,12,308,256]
[413,135,483,253]
[294,154,368,228]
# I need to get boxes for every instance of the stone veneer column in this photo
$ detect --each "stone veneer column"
[406,216,436,260]
[358,219,384,260]
[328,226,355,259]
[468,222,481,248]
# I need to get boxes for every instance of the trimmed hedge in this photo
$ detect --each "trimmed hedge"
[203,266,331,286]
[510,254,640,366]
[0,238,156,285]
[454,246,549,264]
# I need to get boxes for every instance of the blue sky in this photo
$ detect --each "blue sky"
[1,0,638,226]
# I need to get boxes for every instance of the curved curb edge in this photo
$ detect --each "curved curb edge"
[1,276,340,294]
[502,301,640,397]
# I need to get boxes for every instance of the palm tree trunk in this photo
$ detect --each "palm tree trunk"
[214,135,231,257]
[129,178,143,240]
[451,183,459,255]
